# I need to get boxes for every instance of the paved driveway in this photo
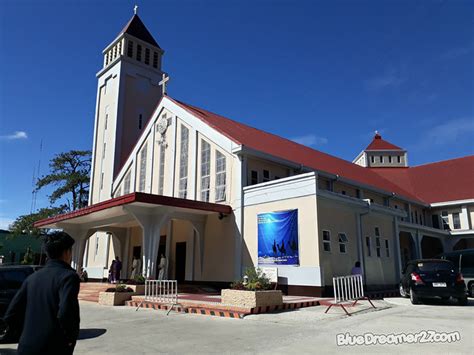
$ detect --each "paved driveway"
[1,298,473,354]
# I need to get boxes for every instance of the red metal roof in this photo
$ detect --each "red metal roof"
[370,156,474,204]
[167,97,423,203]
[366,133,403,151]
[34,192,232,228]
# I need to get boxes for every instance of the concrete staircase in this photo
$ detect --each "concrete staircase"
[78,283,111,303]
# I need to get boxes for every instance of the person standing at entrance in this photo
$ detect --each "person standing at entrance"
[114,256,122,282]
[3,232,80,355]
[158,254,167,280]
[351,261,363,276]
[130,255,142,279]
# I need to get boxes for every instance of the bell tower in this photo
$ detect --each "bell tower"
[89,8,167,204]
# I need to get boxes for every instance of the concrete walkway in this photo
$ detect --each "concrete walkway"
[1,298,473,354]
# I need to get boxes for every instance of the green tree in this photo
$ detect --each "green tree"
[9,206,67,236]
[36,150,91,211]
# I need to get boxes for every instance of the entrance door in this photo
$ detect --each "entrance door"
[175,242,186,282]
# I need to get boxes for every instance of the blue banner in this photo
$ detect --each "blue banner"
[258,209,299,266]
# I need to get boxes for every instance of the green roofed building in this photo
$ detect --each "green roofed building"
[0,230,45,265]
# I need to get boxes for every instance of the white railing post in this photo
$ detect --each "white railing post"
[333,274,366,303]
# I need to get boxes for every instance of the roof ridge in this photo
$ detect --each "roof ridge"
[169,97,423,203]
[411,155,474,168]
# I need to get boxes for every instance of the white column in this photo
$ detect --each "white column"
[393,217,402,279]
[415,230,423,259]
[461,205,470,230]
[59,225,93,272]
[190,220,206,276]
[124,205,171,278]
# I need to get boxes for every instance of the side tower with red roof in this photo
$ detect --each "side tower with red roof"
[353,132,408,168]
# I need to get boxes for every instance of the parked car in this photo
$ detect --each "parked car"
[399,259,468,305]
[437,249,474,297]
[0,265,42,343]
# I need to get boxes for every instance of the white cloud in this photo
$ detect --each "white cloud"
[290,134,328,147]
[365,69,407,91]
[0,217,13,230]
[0,131,28,140]
[414,118,474,150]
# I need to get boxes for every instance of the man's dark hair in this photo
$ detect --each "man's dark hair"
[355,261,361,267]
[43,232,75,259]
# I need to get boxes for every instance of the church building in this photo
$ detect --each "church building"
[36,11,474,295]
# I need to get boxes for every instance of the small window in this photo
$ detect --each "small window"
[375,236,381,257]
[215,151,226,201]
[379,156,383,163]
[385,239,390,257]
[366,236,371,257]
[371,156,375,163]
[153,52,158,68]
[441,211,450,230]
[178,125,189,199]
[124,171,131,195]
[263,169,270,182]
[138,114,143,129]
[127,41,134,57]
[145,48,150,65]
[323,231,331,252]
[397,156,401,163]
[452,213,461,229]
[388,156,392,163]
[200,140,211,202]
[250,170,258,185]
[415,211,418,224]
[338,233,348,253]
[136,44,142,61]
[139,143,147,192]
[375,227,380,237]
[326,180,332,191]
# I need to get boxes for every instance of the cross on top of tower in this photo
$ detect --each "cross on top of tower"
[134,5,138,15]
[159,73,170,95]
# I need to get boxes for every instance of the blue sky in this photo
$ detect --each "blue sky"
[0,0,473,229]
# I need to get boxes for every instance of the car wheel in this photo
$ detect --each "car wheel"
[410,288,421,305]
[399,284,408,298]
[458,296,468,306]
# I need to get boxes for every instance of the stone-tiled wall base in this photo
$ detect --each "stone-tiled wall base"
[126,298,321,319]
[221,289,283,308]
[98,291,135,306]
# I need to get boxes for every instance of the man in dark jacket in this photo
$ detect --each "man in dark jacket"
[4,231,80,355]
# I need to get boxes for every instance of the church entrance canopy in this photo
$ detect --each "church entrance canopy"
[35,193,233,278]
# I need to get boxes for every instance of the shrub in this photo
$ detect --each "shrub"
[105,284,133,293]
[230,268,272,291]
[127,275,146,285]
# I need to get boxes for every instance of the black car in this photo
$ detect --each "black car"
[0,265,42,343]
[399,259,468,305]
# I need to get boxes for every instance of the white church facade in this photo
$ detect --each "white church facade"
[36,11,474,296]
